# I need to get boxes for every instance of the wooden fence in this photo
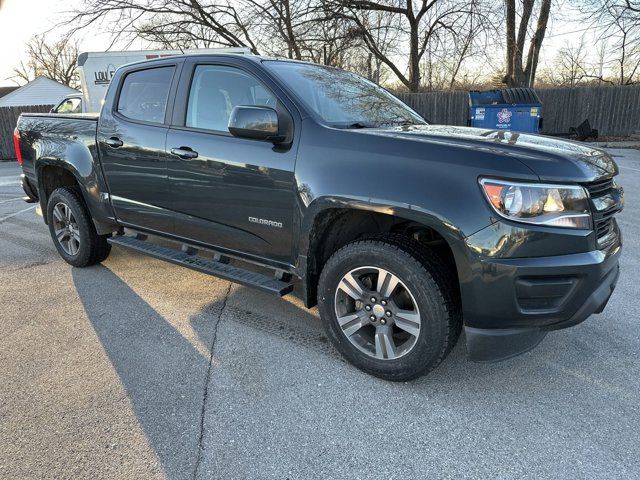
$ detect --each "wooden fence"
[0,105,53,161]
[397,85,640,137]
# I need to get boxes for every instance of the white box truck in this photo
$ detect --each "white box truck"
[51,47,252,114]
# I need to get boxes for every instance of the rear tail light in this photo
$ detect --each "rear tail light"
[13,129,23,166]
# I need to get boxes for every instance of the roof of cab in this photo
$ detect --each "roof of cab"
[118,53,319,70]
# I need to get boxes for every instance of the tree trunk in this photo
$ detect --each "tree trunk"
[505,0,516,86]
[523,0,551,87]
[282,0,302,60]
[408,20,420,92]
[512,0,534,85]
[505,0,551,87]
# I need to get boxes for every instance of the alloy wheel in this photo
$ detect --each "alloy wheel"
[334,266,421,360]
[52,202,81,256]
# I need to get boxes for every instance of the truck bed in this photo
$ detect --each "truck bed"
[17,112,100,192]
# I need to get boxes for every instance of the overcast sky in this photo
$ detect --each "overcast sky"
[0,0,71,85]
[0,0,588,88]
[0,0,143,86]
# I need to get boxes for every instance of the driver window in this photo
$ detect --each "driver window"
[186,65,277,132]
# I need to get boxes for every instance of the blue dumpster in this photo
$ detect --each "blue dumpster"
[468,88,542,133]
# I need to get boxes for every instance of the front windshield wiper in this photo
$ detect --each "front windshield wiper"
[332,120,425,129]
[382,120,426,127]
[332,122,377,129]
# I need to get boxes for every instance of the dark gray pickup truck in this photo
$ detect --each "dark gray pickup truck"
[15,54,623,380]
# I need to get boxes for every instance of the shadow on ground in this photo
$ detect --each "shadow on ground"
[72,265,224,480]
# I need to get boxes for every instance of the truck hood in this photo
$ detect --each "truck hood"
[355,124,618,183]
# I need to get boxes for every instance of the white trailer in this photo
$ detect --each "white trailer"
[74,47,252,113]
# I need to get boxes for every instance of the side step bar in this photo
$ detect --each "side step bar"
[107,235,294,296]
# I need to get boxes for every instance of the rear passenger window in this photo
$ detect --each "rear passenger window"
[117,67,174,123]
[186,65,277,132]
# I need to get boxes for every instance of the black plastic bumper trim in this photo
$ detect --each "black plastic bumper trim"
[20,174,38,203]
[465,263,619,363]
[465,327,547,363]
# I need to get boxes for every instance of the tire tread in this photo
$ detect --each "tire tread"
[46,186,111,267]
[318,234,462,381]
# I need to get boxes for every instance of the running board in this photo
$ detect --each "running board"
[107,235,294,296]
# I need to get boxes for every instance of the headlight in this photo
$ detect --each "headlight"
[479,178,592,229]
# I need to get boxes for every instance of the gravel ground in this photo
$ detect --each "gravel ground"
[0,148,638,479]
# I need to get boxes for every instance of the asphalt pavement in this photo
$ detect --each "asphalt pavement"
[1,149,639,479]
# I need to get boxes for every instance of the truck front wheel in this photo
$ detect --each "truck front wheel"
[318,238,460,381]
[46,187,111,267]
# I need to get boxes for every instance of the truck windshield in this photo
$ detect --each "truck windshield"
[265,61,426,128]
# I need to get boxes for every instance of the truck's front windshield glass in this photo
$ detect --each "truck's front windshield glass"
[265,61,426,128]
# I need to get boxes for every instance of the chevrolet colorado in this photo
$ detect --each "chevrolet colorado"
[15,55,623,381]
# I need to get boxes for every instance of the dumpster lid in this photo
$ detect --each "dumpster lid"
[469,88,541,106]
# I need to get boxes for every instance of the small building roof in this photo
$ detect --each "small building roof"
[0,86,19,99]
[0,76,79,107]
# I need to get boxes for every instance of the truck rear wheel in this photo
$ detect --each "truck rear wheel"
[318,237,460,381]
[46,187,111,267]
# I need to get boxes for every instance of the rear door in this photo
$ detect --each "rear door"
[165,58,298,266]
[97,62,181,232]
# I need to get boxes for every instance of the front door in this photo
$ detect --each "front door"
[166,61,297,266]
[97,64,178,232]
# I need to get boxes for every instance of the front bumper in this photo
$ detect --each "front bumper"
[461,236,621,362]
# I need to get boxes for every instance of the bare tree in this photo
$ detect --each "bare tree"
[503,0,552,87]
[605,1,639,84]
[558,40,588,87]
[331,0,494,92]
[137,16,226,49]
[421,4,495,90]
[576,0,640,84]
[65,0,261,53]
[314,10,398,83]
[65,0,379,85]
[593,40,609,85]
[242,0,319,60]
[537,38,589,87]
[11,35,79,88]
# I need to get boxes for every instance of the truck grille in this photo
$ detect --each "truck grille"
[585,178,614,196]
[582,177,622,249]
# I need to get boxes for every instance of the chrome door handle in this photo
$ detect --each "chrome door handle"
[170,147,198,159]
[105,137,123,148]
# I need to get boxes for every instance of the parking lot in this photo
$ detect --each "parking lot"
[1,148,639,480]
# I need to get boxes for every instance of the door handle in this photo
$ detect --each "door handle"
[104,137,123,148]
[170,147,198,159]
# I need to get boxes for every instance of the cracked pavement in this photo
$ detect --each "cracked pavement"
[193,282,231,480]
[1,149,640,479]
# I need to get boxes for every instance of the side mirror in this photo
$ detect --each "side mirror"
[228,105,283,143]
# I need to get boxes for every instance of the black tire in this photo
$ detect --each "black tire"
[318,236,460,381]
[46,187,111,267]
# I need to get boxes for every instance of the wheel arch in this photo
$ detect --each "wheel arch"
[36,161,82,224]
[299,198,467,308]
[35,158,116,234]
